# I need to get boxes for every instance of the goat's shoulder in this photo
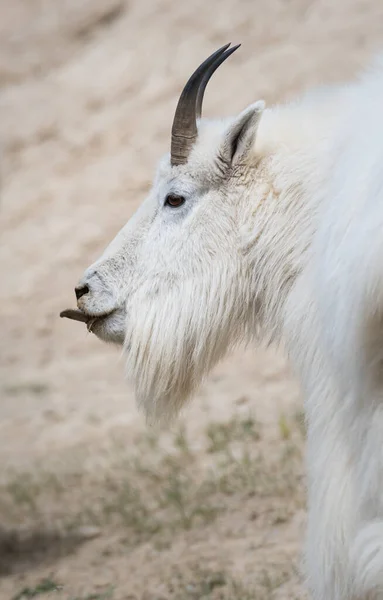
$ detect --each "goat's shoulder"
[310,55,383,389]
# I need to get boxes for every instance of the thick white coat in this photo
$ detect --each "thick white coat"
[74,55,383,599]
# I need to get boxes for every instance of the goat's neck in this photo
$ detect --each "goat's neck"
[243,143,321,340]
[244,90,350,340]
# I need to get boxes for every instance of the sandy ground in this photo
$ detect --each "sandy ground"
[1,1,383,598]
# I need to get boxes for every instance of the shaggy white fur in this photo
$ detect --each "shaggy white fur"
[71,53,383,599]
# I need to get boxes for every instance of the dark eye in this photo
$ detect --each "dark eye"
[165,193,185,208]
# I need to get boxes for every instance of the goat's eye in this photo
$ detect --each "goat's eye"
[165,193,185,208]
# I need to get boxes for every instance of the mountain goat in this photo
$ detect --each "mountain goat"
[61,44,383,599]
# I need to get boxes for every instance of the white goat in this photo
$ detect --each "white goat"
[61,44,383,599]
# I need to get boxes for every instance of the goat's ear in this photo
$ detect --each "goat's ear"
[221,100,265,165]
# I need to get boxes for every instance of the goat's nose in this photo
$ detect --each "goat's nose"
[75,284,90,300]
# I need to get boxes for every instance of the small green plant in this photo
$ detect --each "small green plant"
[13,578,61,599]
[278,413,291,440]
[102,476,160,538]
[206,414,260,453]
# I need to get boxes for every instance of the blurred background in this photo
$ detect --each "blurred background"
[1,1,383,598]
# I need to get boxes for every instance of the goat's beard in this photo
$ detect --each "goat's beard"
[124,265,250,424]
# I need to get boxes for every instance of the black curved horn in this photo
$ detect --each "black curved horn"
[195,44,240,119]
[170,43,240,166]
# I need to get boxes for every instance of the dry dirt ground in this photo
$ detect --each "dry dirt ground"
[1,1,383,598]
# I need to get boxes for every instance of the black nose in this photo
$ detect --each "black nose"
[75,284,89,300]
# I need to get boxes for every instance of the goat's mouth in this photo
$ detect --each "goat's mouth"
[60,308,115,333]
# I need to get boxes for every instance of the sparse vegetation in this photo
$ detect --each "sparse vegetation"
[206,413,260,453]
[0,412,305,598]
[145,564,294,599]
[13,577,61,599]
[10,565,294,600]
[1,414,303,539]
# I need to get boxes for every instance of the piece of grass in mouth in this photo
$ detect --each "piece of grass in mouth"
[60,308,88,323]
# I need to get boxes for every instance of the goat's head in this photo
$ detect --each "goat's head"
[61,44,265,422]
